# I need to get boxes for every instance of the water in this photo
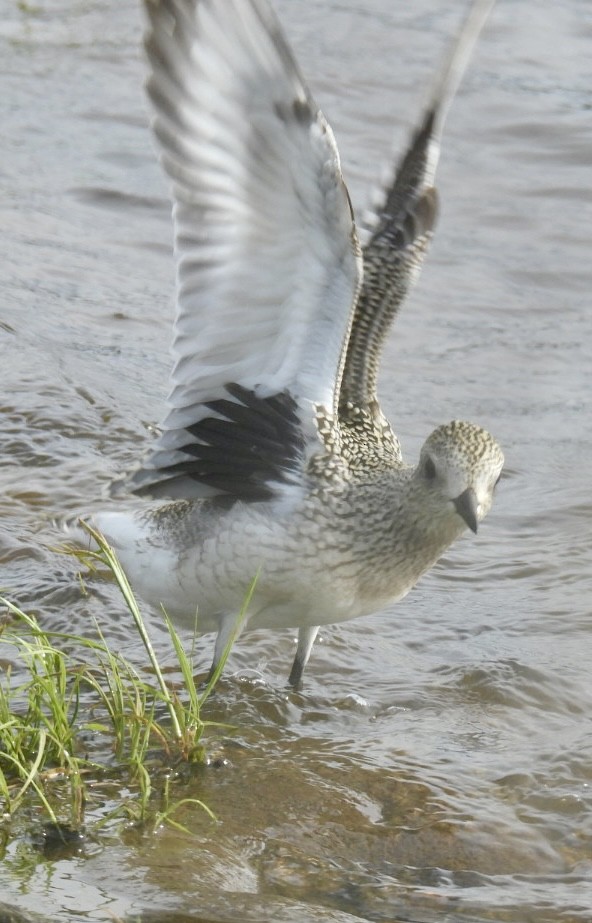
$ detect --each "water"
[1,0,592,919]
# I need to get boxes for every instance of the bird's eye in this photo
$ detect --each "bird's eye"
[424,456,437,481]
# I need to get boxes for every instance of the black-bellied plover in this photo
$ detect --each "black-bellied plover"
[81,0,504,686]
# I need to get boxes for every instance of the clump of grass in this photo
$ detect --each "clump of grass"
[0,525,252,840]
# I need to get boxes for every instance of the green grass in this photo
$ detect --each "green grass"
[0,525,252,840]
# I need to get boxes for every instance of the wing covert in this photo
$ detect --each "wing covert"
[339,0,495,423]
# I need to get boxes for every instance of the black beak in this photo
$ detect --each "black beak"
[453,487,479,534]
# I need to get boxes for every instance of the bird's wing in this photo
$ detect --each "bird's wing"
[338,0,494,422]
[129,0,361,500]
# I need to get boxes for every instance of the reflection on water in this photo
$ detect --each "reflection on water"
[1,0,592,920]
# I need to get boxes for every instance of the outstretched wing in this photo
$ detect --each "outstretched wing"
[130,0,361,500]
[338,0,495,433]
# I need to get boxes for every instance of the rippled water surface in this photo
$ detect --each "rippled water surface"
[1,0,592,920]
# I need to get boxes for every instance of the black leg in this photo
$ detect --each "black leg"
[288,625,319,688]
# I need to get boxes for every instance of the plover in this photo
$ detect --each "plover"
[81,0,503,686]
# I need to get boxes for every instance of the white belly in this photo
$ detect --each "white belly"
[90,501,366,637]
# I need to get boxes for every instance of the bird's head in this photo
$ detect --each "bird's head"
[415,420,504,533]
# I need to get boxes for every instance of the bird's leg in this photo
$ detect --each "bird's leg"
[288,625,320,688]
[207,612,243,683]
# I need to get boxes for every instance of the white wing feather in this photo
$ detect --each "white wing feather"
[132,0,361,495]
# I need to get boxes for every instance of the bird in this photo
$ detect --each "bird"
[79,0,504,688]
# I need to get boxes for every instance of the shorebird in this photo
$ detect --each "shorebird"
[81,0,503,687]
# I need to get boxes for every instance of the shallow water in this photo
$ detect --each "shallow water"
[1,0,592,920]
